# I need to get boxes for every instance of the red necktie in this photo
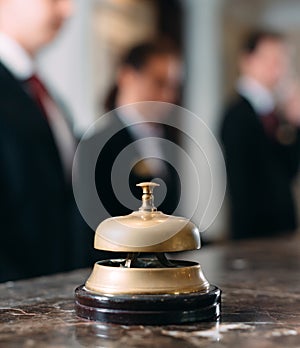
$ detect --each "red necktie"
[261,111,279,139]
[25,74,51,119]
[24,74,76,177]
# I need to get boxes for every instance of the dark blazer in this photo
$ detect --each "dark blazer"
[86,113,180,220]
[0,61,90,282]
[221,94,300,239]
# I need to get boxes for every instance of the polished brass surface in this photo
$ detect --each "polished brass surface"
[136,182,159,212]
[85,259,210,295]
[86,182,209,297]
[94,182,200,252]
[94,213,200,252]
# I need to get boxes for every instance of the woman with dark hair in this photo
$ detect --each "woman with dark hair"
[104,41,182,111]
[93,40,183,219]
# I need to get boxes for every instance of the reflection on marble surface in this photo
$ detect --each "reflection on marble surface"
[0,237,299,347]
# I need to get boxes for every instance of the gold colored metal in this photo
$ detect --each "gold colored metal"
[94,182,200,252]
[85,259,210,295]
[94,212,200,252]
[136,182,159,212]
[84,181,210,297]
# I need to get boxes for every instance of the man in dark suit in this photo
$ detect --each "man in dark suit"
[90,42,183,221]
[0,0,90,282]
[221,31,300,239]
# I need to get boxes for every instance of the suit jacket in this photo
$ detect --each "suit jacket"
[221,94,300,239]
[0,61,91,282]
[85,113,180,221]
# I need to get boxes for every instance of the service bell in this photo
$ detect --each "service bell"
[75,182,221,325]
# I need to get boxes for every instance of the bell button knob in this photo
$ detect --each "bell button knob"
[136,182,160,212]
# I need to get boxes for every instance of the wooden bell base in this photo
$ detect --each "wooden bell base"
[75,285,221,325]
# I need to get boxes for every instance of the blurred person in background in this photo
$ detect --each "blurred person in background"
[0,0,89,282]
[221,30,300,240]
[88,41,183,220]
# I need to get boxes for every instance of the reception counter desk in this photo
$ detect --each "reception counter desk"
[0,236,299,347]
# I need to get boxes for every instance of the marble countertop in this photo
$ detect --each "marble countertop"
[0,236,299,347]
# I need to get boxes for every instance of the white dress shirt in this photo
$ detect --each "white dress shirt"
[237,75,275,116]
[0,32,76,179]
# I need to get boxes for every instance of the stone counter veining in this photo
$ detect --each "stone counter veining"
[0,236,299,347]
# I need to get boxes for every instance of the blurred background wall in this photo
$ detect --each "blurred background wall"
[36,0,300,241]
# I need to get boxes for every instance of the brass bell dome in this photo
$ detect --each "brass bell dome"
[94,182,200,253]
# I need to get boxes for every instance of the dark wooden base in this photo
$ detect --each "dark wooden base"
[75,285,221,325]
